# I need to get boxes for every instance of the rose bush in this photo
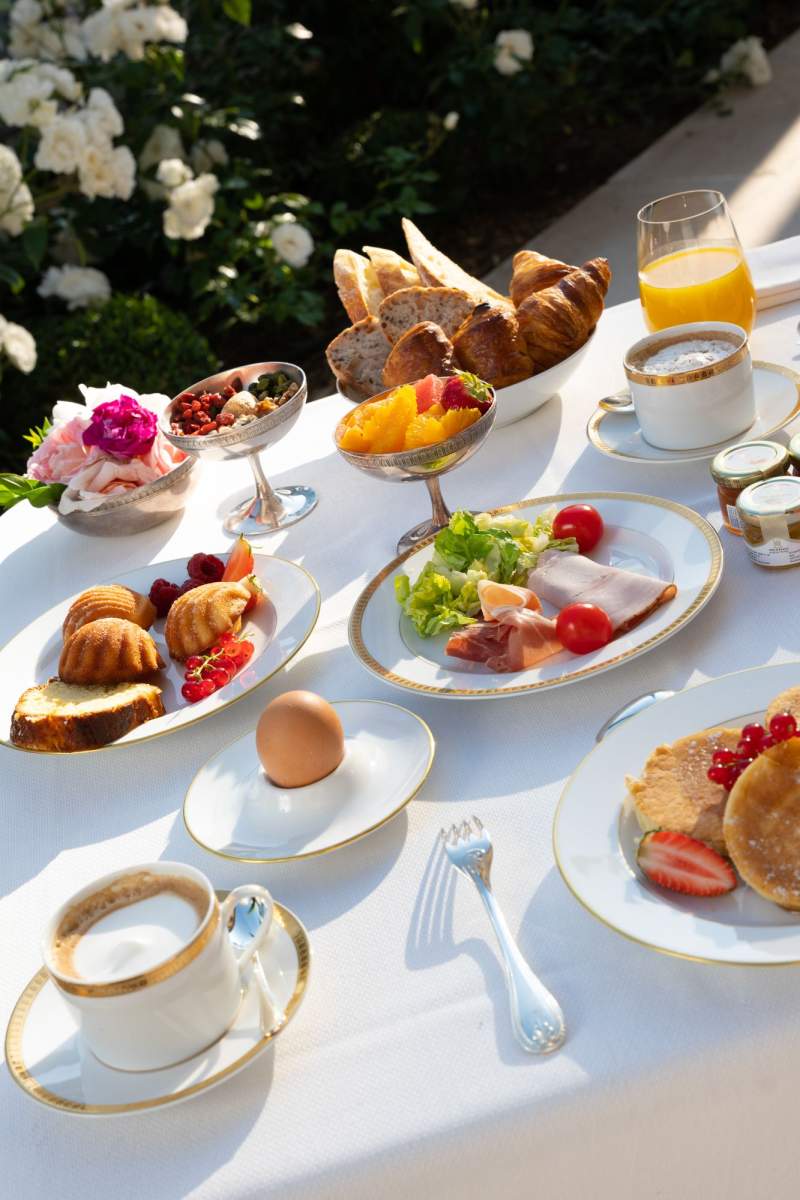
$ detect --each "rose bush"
[0,0,789,482]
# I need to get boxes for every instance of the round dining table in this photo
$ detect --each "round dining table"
[3,238,800,1199]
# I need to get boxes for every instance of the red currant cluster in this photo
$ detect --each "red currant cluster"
[171,385,238,437]
[149,553,226,617]
[181,633,255,703]
[707,712,798,791]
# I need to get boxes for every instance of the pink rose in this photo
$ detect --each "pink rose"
[58,455,164,514]
[82,394,158,460]
[26,417,92,484]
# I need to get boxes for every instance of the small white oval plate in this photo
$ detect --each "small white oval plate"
[554,662,800,966]
[5,901,310,1116]
[183,700,434,863]
[349,492,722,699]
[587,361,800,463]
[0,552,320,754]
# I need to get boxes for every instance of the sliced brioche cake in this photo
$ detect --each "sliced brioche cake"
[11,679,165,752]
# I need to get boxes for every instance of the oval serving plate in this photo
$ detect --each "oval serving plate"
[0,552,320,754]
[349,492,722,699]
[554,662,800,966]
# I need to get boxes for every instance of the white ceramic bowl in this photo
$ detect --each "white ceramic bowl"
[492,332,595,428]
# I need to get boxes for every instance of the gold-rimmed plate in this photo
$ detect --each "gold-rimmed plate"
[349,492,722,699]
[587,361,800,463]
[183,700,434,863]
[553,663,800,966]
[5,900,310,1116]
[0,552,320,755]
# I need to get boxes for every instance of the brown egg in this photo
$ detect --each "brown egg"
[256,691,345,788]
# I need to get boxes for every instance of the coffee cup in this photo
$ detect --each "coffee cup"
[42,861,273,1071]
[600,320,754,450]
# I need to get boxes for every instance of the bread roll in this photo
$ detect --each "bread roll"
[381,322,455,388]
[452,303,533,388]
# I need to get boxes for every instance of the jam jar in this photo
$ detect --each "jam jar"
[710,440,790,535]
[736,475,800,567]
[789,433,800,475]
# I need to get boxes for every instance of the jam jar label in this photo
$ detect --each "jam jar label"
[746,538,800,567]
[726,504,743,531]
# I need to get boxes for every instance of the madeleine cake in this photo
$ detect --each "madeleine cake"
[724,737,800,909]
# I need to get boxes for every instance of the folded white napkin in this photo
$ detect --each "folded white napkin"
[748,236,800,310]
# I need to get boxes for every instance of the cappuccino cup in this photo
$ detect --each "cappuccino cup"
[601,320,754,450]
[42,862,273,1071]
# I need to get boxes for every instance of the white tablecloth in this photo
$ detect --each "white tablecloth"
[4,271,800,1199]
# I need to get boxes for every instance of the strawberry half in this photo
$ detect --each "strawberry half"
[222,534,254,582]
[441,371,493,414]
[636,831,736,897]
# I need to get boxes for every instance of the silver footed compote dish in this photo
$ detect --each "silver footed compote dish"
[334,376,496,555]
[161,361,317,538]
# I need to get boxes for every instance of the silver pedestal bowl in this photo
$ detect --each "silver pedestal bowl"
[52,455,197,536]
[334,385,496,554]
[160,361,316,538]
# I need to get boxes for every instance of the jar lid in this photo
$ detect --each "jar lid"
[710,440,789,486]
[789,432,800,461]
[737,475,800,519]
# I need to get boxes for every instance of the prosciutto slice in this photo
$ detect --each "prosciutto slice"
[527,550,677,634]
[446,608,562,673]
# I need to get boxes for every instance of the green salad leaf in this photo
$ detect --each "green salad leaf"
[394,507,578,637]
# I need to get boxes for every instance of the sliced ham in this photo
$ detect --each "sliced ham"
[527,550,677,634]
[477,579,541,622]
[446,608,562,673]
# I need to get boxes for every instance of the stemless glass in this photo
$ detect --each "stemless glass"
[637,190,756,334]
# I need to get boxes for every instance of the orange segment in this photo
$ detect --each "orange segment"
[441,406,481,439]
[404,414,446,449]
[339,424,370,452]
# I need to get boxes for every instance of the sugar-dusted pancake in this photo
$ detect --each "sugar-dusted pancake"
[765,687,800,728]
[626,728,741,856]
[724,738,800,909]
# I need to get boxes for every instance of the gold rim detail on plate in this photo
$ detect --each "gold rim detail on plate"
[4,902,311,1115]
[51,903,221,999]
[588,361,800,464]
[551,664,800,967]
[0,552,321,757]
[349,492,723,698]
[182,700,435,864]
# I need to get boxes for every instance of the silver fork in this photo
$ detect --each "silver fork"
[441,817,566,1055]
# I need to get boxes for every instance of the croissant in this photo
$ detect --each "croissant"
[63,585,156,644]
[516,258,611,372]
[59,618,164,685]
[165,581,250,661]
[381,322,455,388]
[509,251,574,307]
[451,303,533,389]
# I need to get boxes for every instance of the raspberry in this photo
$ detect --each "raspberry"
[186,552,225,582]
[178,578,203,596]
[149,578,180,617]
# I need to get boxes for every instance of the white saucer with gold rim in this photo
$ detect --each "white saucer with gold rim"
[587,361,800,464]
[183,700,435,864]
[5,899,310,1117]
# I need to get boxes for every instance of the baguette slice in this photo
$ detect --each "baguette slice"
[363,245,420,296]
[333,249,384,323]
[326,316,391,398]
[402,219,510,307]
[379,286,476,343]
[11,679,165,752]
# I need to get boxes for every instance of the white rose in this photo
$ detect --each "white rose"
[35,114,87,174]
[2,319,37,374]
[10,0,43,27]
[36,64,82,102]
[85,87,124,137]
[111,145,136,199]
[0,70,52,127]
[28,97,58,128]
[720,36,772,87]
[81,10,119,62]
[78,140,116,198]
[449,0,478,8]
[0,145,23,194]
[494,29,533,75]
[190,138,228,173]
[271,218,314,268]
[286,22,313,39]
[139,123,185,170]
[150,6,187,45]
[157,156,193,188]
[38,265,111,310]
[163,172,218,240]
[0,180,34,235]
[443,111,460,131]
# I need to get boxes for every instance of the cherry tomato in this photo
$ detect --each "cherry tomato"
[556,603,613,655]
[552,504,604,553]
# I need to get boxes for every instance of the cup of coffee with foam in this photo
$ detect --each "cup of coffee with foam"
[42,862,273,1071]
[601,320,754,450]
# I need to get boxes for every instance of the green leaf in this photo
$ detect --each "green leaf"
[0,474,66,512]
[223,0,251,26]
[22,219,48,270]
[0,263,25,294]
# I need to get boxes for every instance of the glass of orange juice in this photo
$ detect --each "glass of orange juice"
[637,190,756,334]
